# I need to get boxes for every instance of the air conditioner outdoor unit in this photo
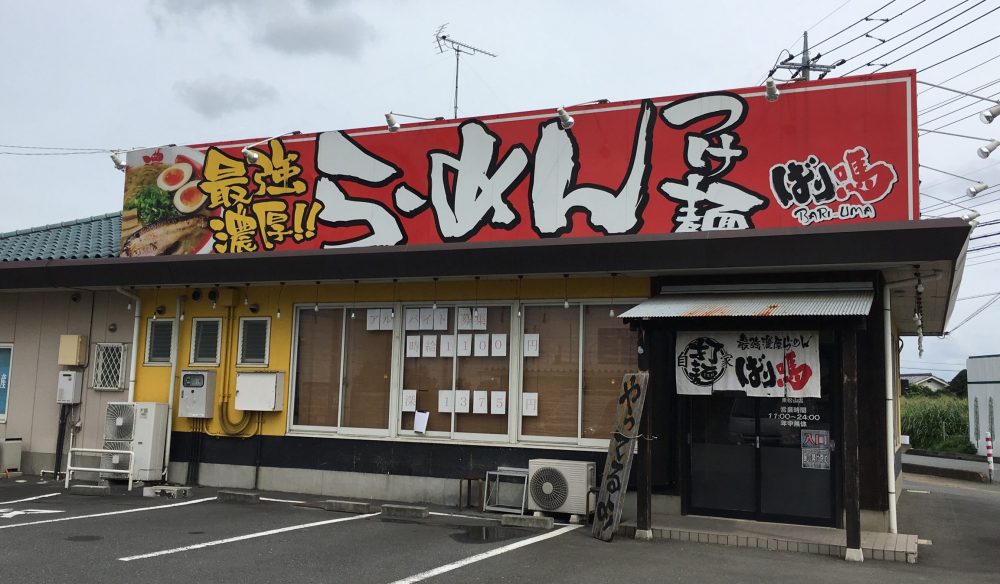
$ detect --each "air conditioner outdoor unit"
[100,402,168,481]
[527,459,596,516]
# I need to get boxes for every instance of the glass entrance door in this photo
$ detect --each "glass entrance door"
[687,393,836,525]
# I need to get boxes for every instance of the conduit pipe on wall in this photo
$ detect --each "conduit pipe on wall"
[882,270,942,534]
[162,294,181,482]
[115,287,141,402]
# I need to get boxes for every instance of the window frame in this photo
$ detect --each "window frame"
[92,342,127,391]
[237,316,271,367]
[144,318,175,366]
[189,318,223,366]
[516,300,643,448]
[0,343,12,423]
[287,304,395,437]
[396,302,516,444]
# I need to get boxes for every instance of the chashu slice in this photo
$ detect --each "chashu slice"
[122,215,210,257]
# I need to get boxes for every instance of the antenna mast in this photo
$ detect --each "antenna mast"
[435,24,497,119]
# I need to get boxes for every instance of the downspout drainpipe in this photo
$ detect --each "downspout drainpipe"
[882,270,943,534]
[882,285,898,534]
[163,294,181,483]
[115,288,141,402]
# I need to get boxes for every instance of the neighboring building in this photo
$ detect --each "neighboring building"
[0,213,135,474]
[901,373,949,393]
[0,71,971,555]
[967,355,1000,455]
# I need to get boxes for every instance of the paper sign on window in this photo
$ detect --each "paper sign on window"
[490,391,506,414]
[523,333,540,357]
[474,334,490,357]
[420,308,434,331]
[457,334,473,357]
[522,392,539,417]
[413,410,429,433]
[422,335,438,357]
[491,334,507,357]
[455,389,470,413]
[473,307,488,330]
[438,389,453,413]
[405,308,420,331]
[401,389,417,412]
[457,307,473,330]
[406,335,421,358]
[366,309,381,331]
[434,308,449,331]
[473,390,489,414]
[379,308,394,331]
[440,335,456,357]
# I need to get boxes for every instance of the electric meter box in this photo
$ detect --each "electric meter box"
[234,371,285,412]
[58,334,88,367]
[57,370,83,404]
[178,370,216,418]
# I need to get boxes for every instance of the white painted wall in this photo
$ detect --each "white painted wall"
[967,355,1000,456]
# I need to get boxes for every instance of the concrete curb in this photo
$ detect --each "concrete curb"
[143,486,192,499]
[501,514,554,529]
[902,463,987,483]
[320,500,375,514]
[217,490,261,504]
[381,504,428,519]
[69,484,111,496]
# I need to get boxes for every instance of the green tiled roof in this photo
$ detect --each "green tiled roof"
[0,212,120,261]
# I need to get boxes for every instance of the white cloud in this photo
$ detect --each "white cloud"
[174,77,279,118]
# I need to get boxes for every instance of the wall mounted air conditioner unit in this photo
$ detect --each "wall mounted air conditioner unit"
[101,402,168,481]
[527,459,596,516]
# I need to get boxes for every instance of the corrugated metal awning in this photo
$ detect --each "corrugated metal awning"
[618,289,875,319]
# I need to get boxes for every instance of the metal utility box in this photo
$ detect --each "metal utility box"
[58,334,88,367]
[57,370,83,404]
[234,371,285,411]
[1,438,22,472]
[178,370,216,418]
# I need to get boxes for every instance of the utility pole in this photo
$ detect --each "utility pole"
[773,31,842,81]
[435,25,497,119]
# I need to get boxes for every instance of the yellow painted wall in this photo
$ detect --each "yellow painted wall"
[133,276,648,437]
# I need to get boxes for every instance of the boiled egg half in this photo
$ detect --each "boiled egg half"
[173,181,208,214]
[157,162,193,191]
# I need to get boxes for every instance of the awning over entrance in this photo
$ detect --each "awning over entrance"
[619,287,875,319]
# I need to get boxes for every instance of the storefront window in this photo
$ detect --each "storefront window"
[292,306,394,431]
[521,305,579,438]
[520,304,638,442]
[401,305,511,437]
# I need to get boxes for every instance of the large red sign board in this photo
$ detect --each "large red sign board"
[119,71,917,256]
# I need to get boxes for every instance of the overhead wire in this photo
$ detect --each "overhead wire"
[866,3,1000,74]
[818,0,925,58]
[838,0,979,75]
[917,52,1000,94]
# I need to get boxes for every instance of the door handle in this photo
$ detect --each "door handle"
[755,436,760,449]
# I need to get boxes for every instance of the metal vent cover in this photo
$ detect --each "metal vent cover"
[529,466,569,510]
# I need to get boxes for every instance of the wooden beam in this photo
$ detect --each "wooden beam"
[636,380,653,534]
[842,330,863,560]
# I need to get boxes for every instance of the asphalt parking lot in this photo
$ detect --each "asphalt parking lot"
[0,474,996,584]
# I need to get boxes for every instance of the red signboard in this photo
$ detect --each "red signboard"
[119,70,917,256]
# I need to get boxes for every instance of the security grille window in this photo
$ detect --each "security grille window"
[974,398,981,442]
[145,319,174,364]
[191,319,222,365]
[93,343,127,390]
[238,317,270,366]
[990,398,996,441]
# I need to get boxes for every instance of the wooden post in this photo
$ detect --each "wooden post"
[636,387,653,538]
[842,330,863,562]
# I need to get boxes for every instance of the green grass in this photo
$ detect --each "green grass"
[901,396,976,454]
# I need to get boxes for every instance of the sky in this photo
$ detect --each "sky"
[3,0,1000,381]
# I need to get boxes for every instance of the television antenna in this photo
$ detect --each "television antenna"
[435,24,497,119]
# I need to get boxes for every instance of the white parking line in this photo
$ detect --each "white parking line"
[0,496,216,530]
[388,524,582,584]
[118,512,380,561]
[259,497,304,504]
[0,492,61,505]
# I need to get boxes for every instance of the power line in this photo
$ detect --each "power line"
[918,78,1000,116]
[821,0,927,58]
[946,294,1000,333]
[872,4,1000,74]
[917,53,1000,95]
[839,0,979,75]
[0,144,111,152]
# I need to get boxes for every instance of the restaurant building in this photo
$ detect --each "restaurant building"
[0,70,969,544]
